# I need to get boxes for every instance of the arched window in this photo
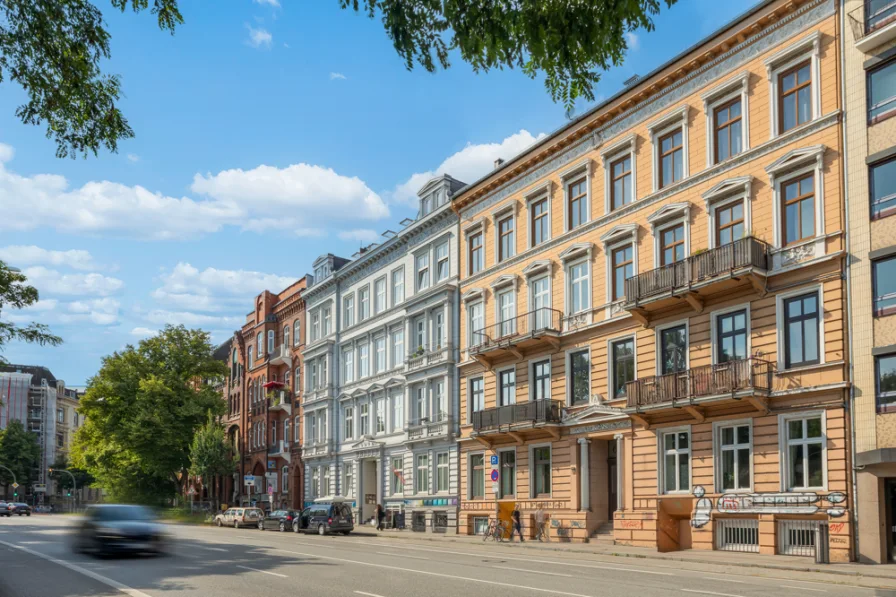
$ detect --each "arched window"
[267,330,275,353]
[293,320,300,346]
[283,325,289,349]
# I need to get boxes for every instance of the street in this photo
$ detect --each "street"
[0,516,893,597]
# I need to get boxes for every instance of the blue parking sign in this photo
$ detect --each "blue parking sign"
[490,455,498,466]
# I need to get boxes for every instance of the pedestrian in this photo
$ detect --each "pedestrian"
[510,506,524,542]
[376,504,385,531]
[534,507,550,542]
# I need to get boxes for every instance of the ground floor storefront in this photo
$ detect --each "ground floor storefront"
[855,453,896,564]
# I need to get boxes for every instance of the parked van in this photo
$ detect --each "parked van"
[214,507,263,528]
[294,497,353,535]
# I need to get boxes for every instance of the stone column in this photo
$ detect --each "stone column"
[578,438,591,511]
[614,434,624,512]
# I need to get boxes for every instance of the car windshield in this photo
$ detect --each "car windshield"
[93,506,155,521]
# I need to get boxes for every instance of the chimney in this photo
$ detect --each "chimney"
[494,158,505,169]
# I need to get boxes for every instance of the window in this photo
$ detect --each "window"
[294,415,300,441]
[567,178,587,229]
[343,407,354,440]
[416,253,430,291]
[782,173,815,246]
[320,357,328,388]
[783,293,820,368]
[611,245,633,301]
[311,468,320,499]
[343,295,354,328]
[532,359,551,401]
[322,466,330,496]
[470,377,484,416]
[877,354,896,413]
[433,311,445,349]
[374,278,386,313]
[469,232,484,275]
[569,261,590,313]
[531,276,551,330]
[778,61,812,133]
[414,385,426,421]
[343,348,354,383]
[319,410,327,442]
[532,446,551,497]
[359,287,370,321]
[283,325,290,349]
[248,346,253,365]
[432,379,445,420]
[415,454,429,493]
[436,242,450,281]
[874,256,896,316]
[611,338,635,399]
[374,336,386,373]
[392,390,404,431]
[659,224,685,266]
[294,367,300,392]
[414,316,427,352]
[344,465,354,498]
[470,454,485,499]
[658,130,684,188]
[713,98,743,163]
[498,216,514,262]
[293,320,300,346]
[610,156,632,211]
[323,307,331,336]
[718,423,751,491]
[391,457,404,494]
[284,371,290,390]
[469,302,484,347]
[498,368,516,406]
[311,311,321,342]
[391,328,405,367]
[871,157,896,219]
[57,408,64,423]
[359,403,369,435]
[716,200,745,246]
[497,289,515,337]
[869,60,896,123]
[717,309,748,363]
[391,268,405,306]
[359,343,369,378]
[308,413,318,444]
[436,452,449,492]
[283,419,290,444]
[568,350,589,405]
[376,398,386,433]
[784,415,824,490]
[499,451,516,498]
[661,429,690,493]
[659,324,687,375]
[267,330,275,353]
[531,198,549,246]
[257,332,263,355]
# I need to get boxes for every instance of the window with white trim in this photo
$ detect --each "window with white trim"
[359,403,369,435]
[569,260,590,314]
[416,252,430,291]
[436,241,450,281]
[310,311,321,342]
[532,359,551,401]
[497,215,515,262]
[342,347,354,383]
[499,450,516,498]
[392,389,404,431]
[374,277,386,314]
[469,231,484,275]
[359,287,370,321]
[359,343,369,378]
[294,415,300,441]
[436,452,449,493]
[257,331,263,355]
[415,454,430,493]
[374,335,386,373]
[293,319,301,346]
[391,328,405,367]
[530,197,549,247]
[783,292,820,368]
[765,32,821,138]
[283,325,290,350]
[531,275,551,330]
[391,457,404,494]
[660,428,690,494]
[391,268,405,306]
[610,337,635,399]
[344,464,354,498]
[567,177,588,230]
[470,453,485,499]
[376,397,386,434]
[468,301,484,348]
[323,306,332,336]
[568,349,589,405]
[267,330,275,353]
[497,289,515,338]
[717,422,751,491]
[344,406,354,440]
[783,414,825,490]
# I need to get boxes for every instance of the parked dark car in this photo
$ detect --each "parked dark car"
[293,499,353,535]
[73,504,169,556]
[1,503,32,516]
[258,509,301,532]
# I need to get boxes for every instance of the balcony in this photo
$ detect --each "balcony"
[268,390,293,415]
[271,440,291,462]
[623,237,769,325]
[405,345,452,373]
[407,413,453,443]
[269,344,292,367]
[302,442,330,459]
[471,399,563,442]
[469,308,562,364]
[849,1,896,52]
[624,357,774,422]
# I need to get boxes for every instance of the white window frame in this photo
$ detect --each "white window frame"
[529,442,553,498]
[374,277,387,314]
[775,284,825,371]
[343,294,355,329]
[607,334,637,402]
[657,425,692,495]
[703,176,754,249]
[648,105,690,192]
[359,403,369,435]
[343,463,354,498]
[343,405,354,441]
[467,299,485,349]
[293,320,301,346]
[415,251,431,292]
[778,410,827,491]
[654,319,689,376]
[374,335,386,373]
[436,241,450,281]
[391,327,405,368]
[600,134,638,214]
[358,286,370,321]
[415,452,430,494]
[323,306,332,337]
[565,346,591,405]
[391,390,404,432]
[391,456,404,495]
[764,31,822,139]
[342,347,354,384]
[528,272,553,331]
[701,71,751,167]
[497,447,517,499]
[391,267,405,307]
[525,181,553,248]
[495,287,517,337]
[559,243,594,324]
[601,225,638,310]
[710,302,752,366]
[468,451,486,499]
[529,357,552,401]
[560,159,592,231]
[768,147,826,249]
[713,418,754,493]
[648,203,691,268]
[375,397,386,434]
[358,342,370,378]
[496,365,517,406]
[294,415,300,442]
[435,451,450,493]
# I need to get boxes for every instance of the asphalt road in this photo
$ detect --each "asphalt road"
[0,516,894,597]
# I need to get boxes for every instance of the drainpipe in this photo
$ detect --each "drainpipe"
[838,0,860,561]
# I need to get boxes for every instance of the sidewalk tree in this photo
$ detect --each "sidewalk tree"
[189,412,236,512]
[0,260,62,366]
[0,420,40,499]
[0,0,182,158]
[72,325,227,505]
[339,0,675,108]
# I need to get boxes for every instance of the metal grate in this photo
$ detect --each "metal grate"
[412,511,426,532]
[778,520,816,557]
[715,519,759,553]
[432,511,448,533]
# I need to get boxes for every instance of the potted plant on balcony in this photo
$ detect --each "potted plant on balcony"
[266,390,281,406]
[413,345,426,358]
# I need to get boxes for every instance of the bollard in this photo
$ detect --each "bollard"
[815,521,830,564]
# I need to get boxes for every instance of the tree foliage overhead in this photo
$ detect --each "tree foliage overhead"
[340,0,676,108]
[0,420,41,495]
[0,0,182,158]
[0,259,62,365]
[72,325,226,504]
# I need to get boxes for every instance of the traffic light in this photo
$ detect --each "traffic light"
[12,491,17,497]
[66,491,71,497]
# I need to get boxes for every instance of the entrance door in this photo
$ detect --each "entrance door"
[889,479,896,562]
[608,457,617,519]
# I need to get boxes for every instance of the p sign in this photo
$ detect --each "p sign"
[490,455,498,466]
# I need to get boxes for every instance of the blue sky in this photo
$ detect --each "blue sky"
[0,0,758,386]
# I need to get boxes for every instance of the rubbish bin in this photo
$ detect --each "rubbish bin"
[815,522,830,564]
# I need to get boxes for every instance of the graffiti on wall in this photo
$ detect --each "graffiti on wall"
[690,486,847,528]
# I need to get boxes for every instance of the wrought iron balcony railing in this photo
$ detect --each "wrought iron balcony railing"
[471,399,563,432]
[470,307,562,353]
[849,0,896,39]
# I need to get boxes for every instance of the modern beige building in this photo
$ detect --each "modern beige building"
[453,0,852,561]
[843,0,896,564]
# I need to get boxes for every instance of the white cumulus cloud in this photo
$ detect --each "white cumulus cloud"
[130,327,157,337]
[254,0,280,6]
[127,153,140,163]
[141,309,243,328]
[151,262,296,312]
[625,32,640,51]
[0,246,102,271]
[330,72,347,81]
[6,297,120,326]
[246,25,273,48]
[22,267,124,296]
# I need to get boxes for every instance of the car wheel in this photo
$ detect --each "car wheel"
[279,522,286,532]
[318,524,326,536]
[293,521,300,533]
[342,530,351,536]
[258,520,264,531]
[233,520,239,529]
[25,513,30,517]
[216,519,223,527]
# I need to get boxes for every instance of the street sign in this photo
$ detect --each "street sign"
[490,470,499,482]
[11,483,18,489]
[33,484,46,493]
[490,455,498,466]
[491,482,499,494]
[187,487,197,495]
[267,485,273,495]
[244,475,256,487]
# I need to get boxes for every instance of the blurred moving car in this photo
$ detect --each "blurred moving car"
[0,503,32,517]
[214,507,263,528]
[293,497,353,535]
[73,504,168,556]
[257,509,300,532]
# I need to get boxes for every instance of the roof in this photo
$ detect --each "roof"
[0,364,57,386]
[212,341,231,362]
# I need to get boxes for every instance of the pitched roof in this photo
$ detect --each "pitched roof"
[0,364,57,386]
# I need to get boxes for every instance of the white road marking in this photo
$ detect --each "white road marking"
[355,592,387,597]
[236,565,288,578]
[198,546,228,552]
[0,539,154,597]
[681,591,745,597]
[780,586,826,593]
[492,566,573,578]
[273,548,594,597]
[380,552,430,561]
[698,575,747,584]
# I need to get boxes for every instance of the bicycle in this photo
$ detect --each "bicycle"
[482,518,508,542]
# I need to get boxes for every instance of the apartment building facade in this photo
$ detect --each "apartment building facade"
[453,0,852,561]
[302,175,464,533]
[842,0,896,564]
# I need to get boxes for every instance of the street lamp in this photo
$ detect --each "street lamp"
[0,465,17,499]
[48,468,77,512]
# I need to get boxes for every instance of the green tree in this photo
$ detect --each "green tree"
[0,1,182,158]
[339,1,676,108]
[48,456,96,494]
[0,420,41,499]
[0,260,62,365]
[189,412,236,511]
[72,325,227,505]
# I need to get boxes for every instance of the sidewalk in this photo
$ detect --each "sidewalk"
[351,528,896,588]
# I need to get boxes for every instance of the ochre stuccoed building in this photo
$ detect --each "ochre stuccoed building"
[452,0,852,561]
